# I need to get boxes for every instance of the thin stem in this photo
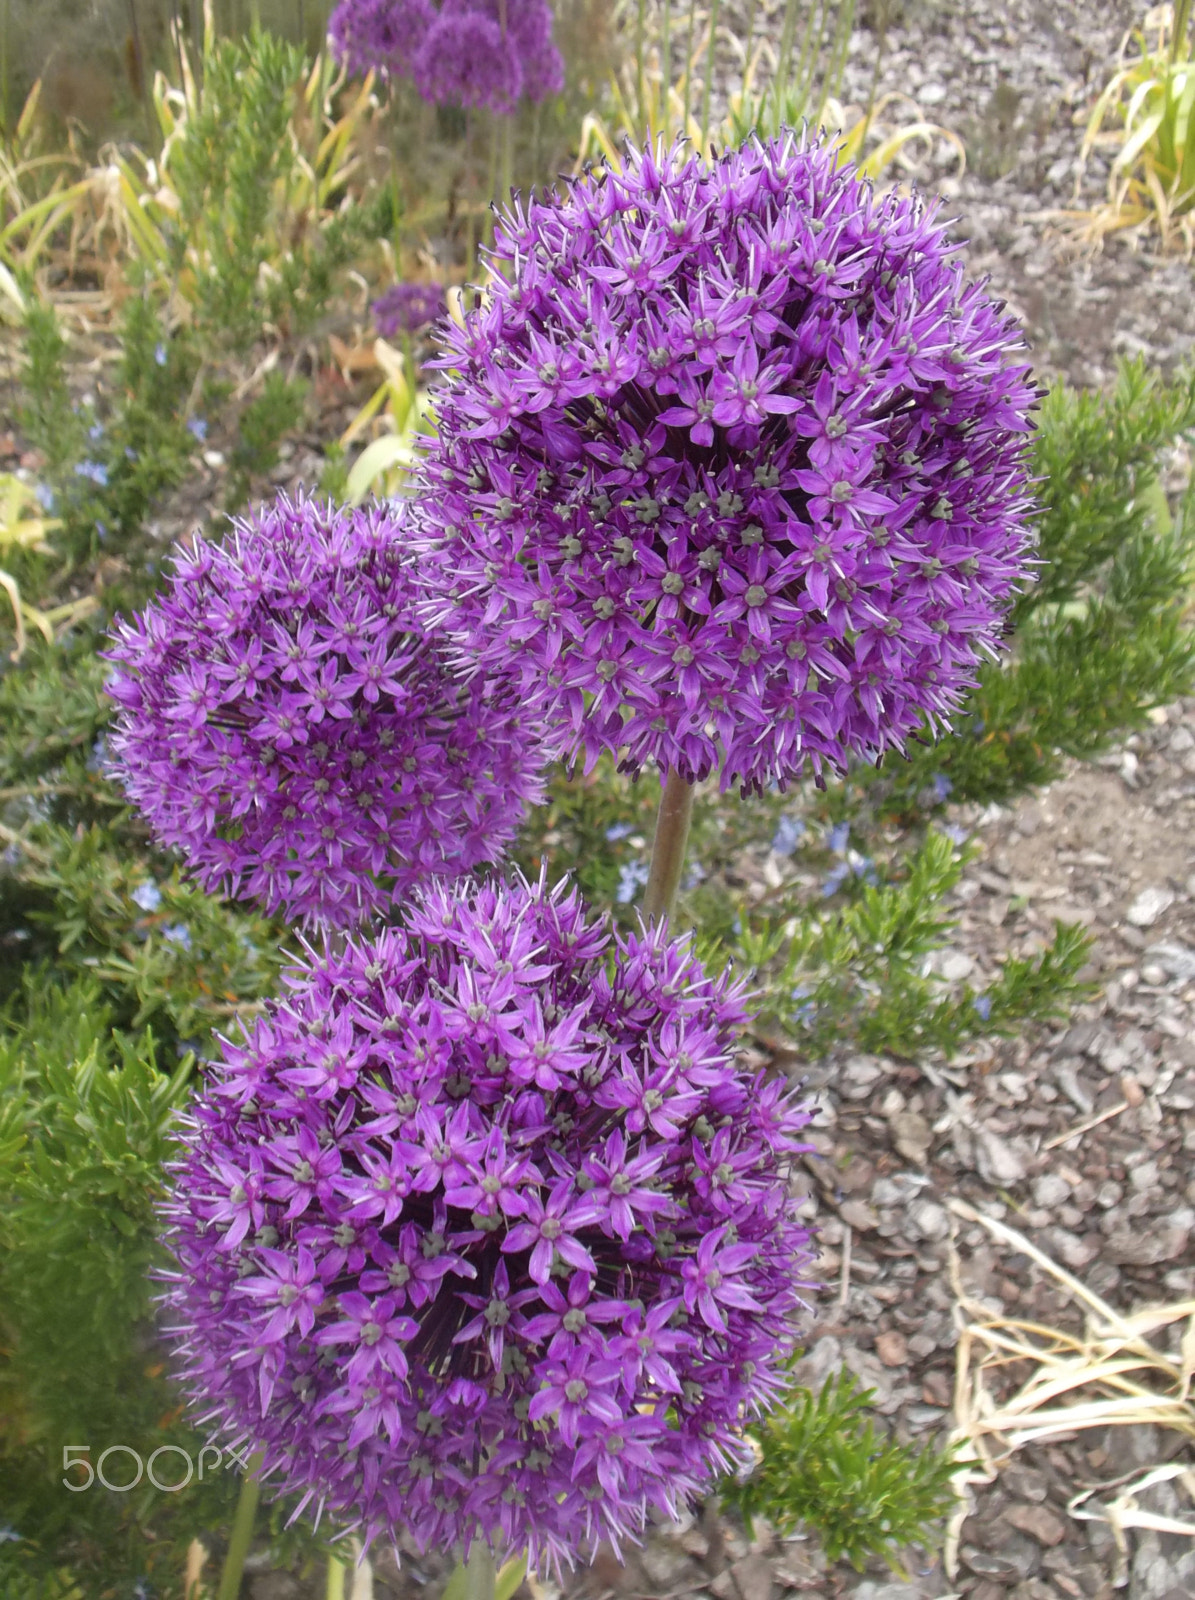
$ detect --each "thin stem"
[636,0,648,129]
[861,0,890,130]
[660,0,671,141]
[326,1555,346,1600]
[443,1545,496,1600]
[739,0,758,101]
[126,0,159,155]
[642,766,696,926]
[464,1547,495,1600]
[819,0,856,125]
[2,0,12,136]
[773,0,799,134]
[681,0,699,139]
[1173,0,1193,64]
[792,0,827,125]
[700,0,721,154]
[464,109,478,281]
[215,1453,263,1600]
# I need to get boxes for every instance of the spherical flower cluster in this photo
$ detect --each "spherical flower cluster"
[329,0,563,115]
[105,495,545,927]
[159,875,815,1568]
[412,132,1038,795]
[372,281,447,340]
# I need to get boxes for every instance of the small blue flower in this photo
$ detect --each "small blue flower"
[821,861,850,897]
[973,993,992,1021]
[972,717,985,737]
[850,854,879,885]
[826,821,850,855]
[789,987,817,1026]
[944,823,969,845]
[615,859,651,904]
[0,1524,21,1543]
[605,821,633,842]
[154,343,168,366]
[96,521,108,542]
[131,882,162,913]
[125,446,138,462]
[74,460,109,487]
[187,417,208,442]
[771,814,806,857]
[163,923,193,951]
[34,482,54,511]
[682,860,705,890]
[86,734,109,773]
[931,773,953,803]
[88,421,105,441]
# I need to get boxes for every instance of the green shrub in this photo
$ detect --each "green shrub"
[722,1367,964,1573]
[871,359,1195,813]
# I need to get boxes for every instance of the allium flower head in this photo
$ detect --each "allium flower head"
[371,281,447,340]
[105,494,545,927]
[328,0,434,79]
[159,875,815,1568]
[413,132,1038,795]
[329,0,563,114]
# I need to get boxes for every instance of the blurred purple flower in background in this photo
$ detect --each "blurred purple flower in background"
[105,494,546,928]
[412,133,1037,796]
[371,281,447,340]
[329,0,563,114]
[159,875,816,1568]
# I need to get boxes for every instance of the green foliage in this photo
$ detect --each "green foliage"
[1077,0,1195,251]
[0,982,241,1597]
[168,31,309,346]
[722,1368,964,1573]
[17,300,83,475]
[734,828,1094,1059]
[162,31,379,349]
[0,638,284,1043]
[871,359,1195,813]
[18,294,199,563]
[513,754,663,915]
[317,439,351,503]
[227,371,309,509]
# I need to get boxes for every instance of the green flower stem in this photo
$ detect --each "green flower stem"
[700,0,721,154]
[326,1555,346,1600]
[216,1452,264,1600]
[681,0,699,136]
[660,0,672,139]
[443,1545,496,1600]
[642,766,696,926]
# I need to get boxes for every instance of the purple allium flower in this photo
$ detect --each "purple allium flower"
[371,281,447,340]
[411,133,1037,796]
[328,0,434,79]
[159,874,815,1568]
[105,494,546,928]
[329,0,562,114]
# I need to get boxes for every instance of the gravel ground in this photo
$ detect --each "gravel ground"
[820,0,1195,391]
